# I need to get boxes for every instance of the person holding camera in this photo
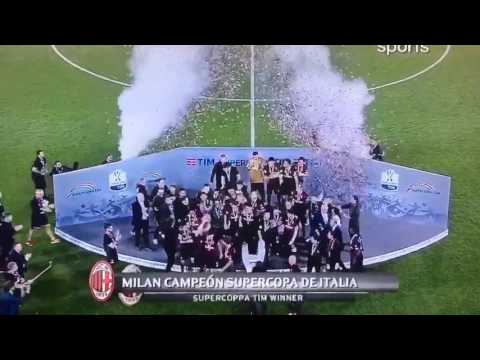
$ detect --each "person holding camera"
[31,150,48,191]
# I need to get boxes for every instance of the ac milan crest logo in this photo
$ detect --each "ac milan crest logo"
[89,260,115,302]
[118,264,143,307]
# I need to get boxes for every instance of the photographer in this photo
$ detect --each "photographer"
[31,150,48,191]
[369,141,385,161]
[49,160,79,176]
[0,191,5,218]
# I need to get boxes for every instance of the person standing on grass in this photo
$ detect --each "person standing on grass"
[31,150,48,192]
[49,160,79,176]
[7,243,31,279]
[369,141,385,161]
[0,214,23,269]
[26,189,59,247]
[102,153,114,165]
[247,151,266,202]
[0,191,5,218]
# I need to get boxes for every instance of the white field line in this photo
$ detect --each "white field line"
[50,45,452,99]
[250,45,255,148]
[368,45,452,90]
[56,227,449,272]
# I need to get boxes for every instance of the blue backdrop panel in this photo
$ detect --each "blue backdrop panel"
[53,147,451,269]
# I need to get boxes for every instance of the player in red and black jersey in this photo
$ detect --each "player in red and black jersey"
[249,191,265,220]
[178,224,195,271]
[284,210,300,254]
[293,157,309,185]
[26,189,59,247]
[197,233,218,271]
[239,205,259,256]
[264,157,281,207]
[292,183,310,239]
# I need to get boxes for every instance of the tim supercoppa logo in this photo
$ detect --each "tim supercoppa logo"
[109,169,128,191]
[381,169,399,191]
[89,260,115,302]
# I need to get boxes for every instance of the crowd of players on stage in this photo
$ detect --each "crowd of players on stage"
[104,152,365,274]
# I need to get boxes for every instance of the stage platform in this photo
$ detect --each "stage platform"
[53,147,451,272]
[55,209,448,271]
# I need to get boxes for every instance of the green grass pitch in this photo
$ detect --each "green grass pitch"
[0,45,478,314]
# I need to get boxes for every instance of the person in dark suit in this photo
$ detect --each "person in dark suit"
[152,186,167,226]
[136,178,149,201]
[341,195,361,237]
[0,192,5,218]
[370,141,385,161]
[0,214,22,269]
[49,160,79,176]
[264,157,280,207]
[131,192,150,250]
[103,223,120,264]
[235,180,249,199]
[287,255,303,315]
[221,162,240,191]
[330,215,344,250]
[327,220,347,272]
[306,229,323,272]
[150,178,168,199]
[31,150,48,191]
[102,153,114,165]
[279,159,297,204]
[210,154,228,190]
[173,189,190,227]
[156,195,177,271]
[349,233,364,272]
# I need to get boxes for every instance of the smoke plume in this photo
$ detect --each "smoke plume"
[257,45,375,199]
[118,46,212,159]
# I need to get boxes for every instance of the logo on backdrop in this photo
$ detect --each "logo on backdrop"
[109,169,128,191]
[185,156,317,168]
[142,171,163,183]
[186,158,198,167]
[65,182,101,199]
[118,264,143,307]
[89,260,115,302]
[407,182,440,195]
[381,169,399,191]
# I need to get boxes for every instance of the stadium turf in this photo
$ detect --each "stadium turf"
[0,45,478,314]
